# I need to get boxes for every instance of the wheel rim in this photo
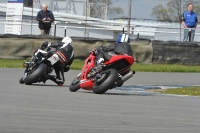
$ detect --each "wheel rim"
[95,71,111,86]
[72,76,80,85]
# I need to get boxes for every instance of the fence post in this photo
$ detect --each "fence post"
[179,0,182,41]
[54,23,57,37]
[64,26,67,37]
[137,33,139,39]
[127,0,132,36]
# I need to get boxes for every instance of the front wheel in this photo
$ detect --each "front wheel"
[19,77,24,84]
[24,63,48,85]
[93,69,118,94]
[69,74,81,92]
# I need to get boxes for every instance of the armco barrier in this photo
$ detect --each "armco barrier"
[0,35,153,64]
[152,40,200,65]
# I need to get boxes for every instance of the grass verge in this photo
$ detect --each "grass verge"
[0,59,26,68]
[1,59,200,73]
[0,59,85,69]
[132,63,200,72]
[155,87,200,96]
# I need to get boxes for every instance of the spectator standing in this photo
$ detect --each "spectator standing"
[36,4,55,35]
[182,3,198,42]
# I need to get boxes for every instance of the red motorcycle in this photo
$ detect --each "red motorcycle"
[69,49,135,94]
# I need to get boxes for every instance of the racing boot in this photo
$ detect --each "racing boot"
[95,57,104,72]
[49,75,64,86]
[97,58,104,65]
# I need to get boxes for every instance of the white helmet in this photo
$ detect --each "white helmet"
[62,36,73,45]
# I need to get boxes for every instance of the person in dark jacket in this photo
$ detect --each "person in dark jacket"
[40,37,74,86]
[36,4,54,35]
[95,34,133,66]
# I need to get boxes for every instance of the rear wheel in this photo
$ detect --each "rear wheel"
[24,63,48,85]
[93,69,118,94]
[69,74,81,92]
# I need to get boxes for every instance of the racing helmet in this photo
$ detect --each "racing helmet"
[61,36,73,45]
[116,34,130,43]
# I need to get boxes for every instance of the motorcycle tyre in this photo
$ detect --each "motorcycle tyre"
[19,77,24,84]
[69,74,80,92]
[24,63,48,85]
[93,69,118,94]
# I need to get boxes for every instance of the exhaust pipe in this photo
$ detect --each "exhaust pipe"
[121,71,135,82]
[113,71,135,88]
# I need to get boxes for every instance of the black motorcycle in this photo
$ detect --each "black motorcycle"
[19,46,57,85]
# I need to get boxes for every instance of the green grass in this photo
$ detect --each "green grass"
[155,87,200,96]
[71,62,200,72]
[0,59,26,68]
[132,63,200,72]
[70,60,84,70]
[0,59,85,69]
[1,59,200,73]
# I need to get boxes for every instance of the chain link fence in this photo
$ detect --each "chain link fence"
[0,0,200,41]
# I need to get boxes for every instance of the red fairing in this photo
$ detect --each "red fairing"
[79,52,134,91]
[104,54,134,65]
[79,52,96,90]
[80,80,94,90]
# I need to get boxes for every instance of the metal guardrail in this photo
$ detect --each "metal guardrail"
[1,19,200,41]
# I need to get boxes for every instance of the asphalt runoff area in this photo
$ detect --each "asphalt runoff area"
[0,68,200,133]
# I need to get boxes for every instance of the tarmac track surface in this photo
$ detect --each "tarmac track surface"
[0,68,200,133]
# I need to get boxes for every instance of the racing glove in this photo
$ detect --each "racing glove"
[40,42,51,50]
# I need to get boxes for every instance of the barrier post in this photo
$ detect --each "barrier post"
[54,23,56,37]
[137,33,139,38]
[64,26,67,37]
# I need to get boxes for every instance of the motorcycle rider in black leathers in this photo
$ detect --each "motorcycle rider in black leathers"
[95,33,133,66]
[40,36,74,86]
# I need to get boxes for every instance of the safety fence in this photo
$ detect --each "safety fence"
[0,0,200,41]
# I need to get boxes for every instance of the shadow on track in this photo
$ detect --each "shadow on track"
[22,83,70,87]
[75,90,154,96]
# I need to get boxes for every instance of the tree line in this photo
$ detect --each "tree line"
[151,0,200,22]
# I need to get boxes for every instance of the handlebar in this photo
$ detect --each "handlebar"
[89,48,98,55]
